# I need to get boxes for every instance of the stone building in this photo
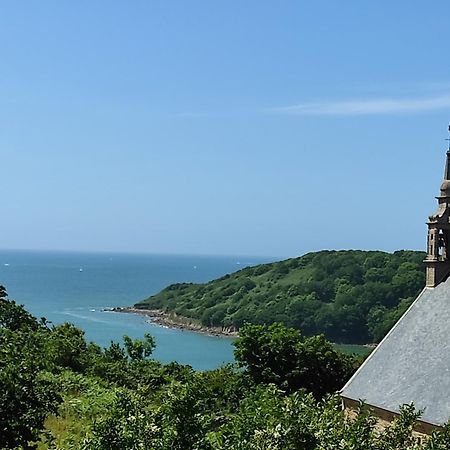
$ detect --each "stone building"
[340,147,450,435]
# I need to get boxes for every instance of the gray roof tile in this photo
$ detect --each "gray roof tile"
[341,278,450,426]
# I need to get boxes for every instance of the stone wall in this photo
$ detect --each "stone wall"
[342,397,439,441]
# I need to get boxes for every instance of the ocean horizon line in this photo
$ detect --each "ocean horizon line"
[0,247,282,261]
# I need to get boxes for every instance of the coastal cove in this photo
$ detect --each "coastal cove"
[113,306,371,356]
[0,250,271,370]
[0,250,371,369]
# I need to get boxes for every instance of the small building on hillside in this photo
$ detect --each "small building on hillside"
[340,144,450,435]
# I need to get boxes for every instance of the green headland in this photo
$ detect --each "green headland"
[136,249,425,345]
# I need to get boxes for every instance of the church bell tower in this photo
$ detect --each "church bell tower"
[425,144,450,287]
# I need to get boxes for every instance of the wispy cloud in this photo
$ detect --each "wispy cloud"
[271,94,450,116]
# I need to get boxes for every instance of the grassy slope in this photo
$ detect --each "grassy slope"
[135,250,426,344]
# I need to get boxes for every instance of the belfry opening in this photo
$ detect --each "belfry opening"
[425,149,450,287]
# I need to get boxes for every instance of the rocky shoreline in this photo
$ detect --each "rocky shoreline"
[105,307,376,350]
[107,306,239,338]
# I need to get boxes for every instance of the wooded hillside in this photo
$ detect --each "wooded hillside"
[136,250,426,344]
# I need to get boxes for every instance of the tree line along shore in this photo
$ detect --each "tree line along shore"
[133,249,425,345]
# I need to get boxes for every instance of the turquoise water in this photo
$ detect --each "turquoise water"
[0,250,270,370]
[335,343,371,357]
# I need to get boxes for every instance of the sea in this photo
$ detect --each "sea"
[0,250,273,370]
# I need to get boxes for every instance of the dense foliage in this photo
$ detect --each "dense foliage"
[4,285,450,450]
[0,288,60,448]
[234,323,357,398]
[136,250,426,343]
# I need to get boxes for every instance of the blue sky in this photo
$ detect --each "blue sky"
[1,1,450,257]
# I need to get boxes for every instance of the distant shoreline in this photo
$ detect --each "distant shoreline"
[107,306,239,338]
[106,307,375,354]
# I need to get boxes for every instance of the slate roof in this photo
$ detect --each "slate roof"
[340,277,450,426]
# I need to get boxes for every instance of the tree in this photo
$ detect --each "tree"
[0,285,43,331]
[104,341,127,361]
[45,322,95,372]
[0,329,60,449]
[234,323,356,398]
[123,333,156,361]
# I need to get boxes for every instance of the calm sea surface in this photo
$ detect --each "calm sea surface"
[0,250,272,370]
